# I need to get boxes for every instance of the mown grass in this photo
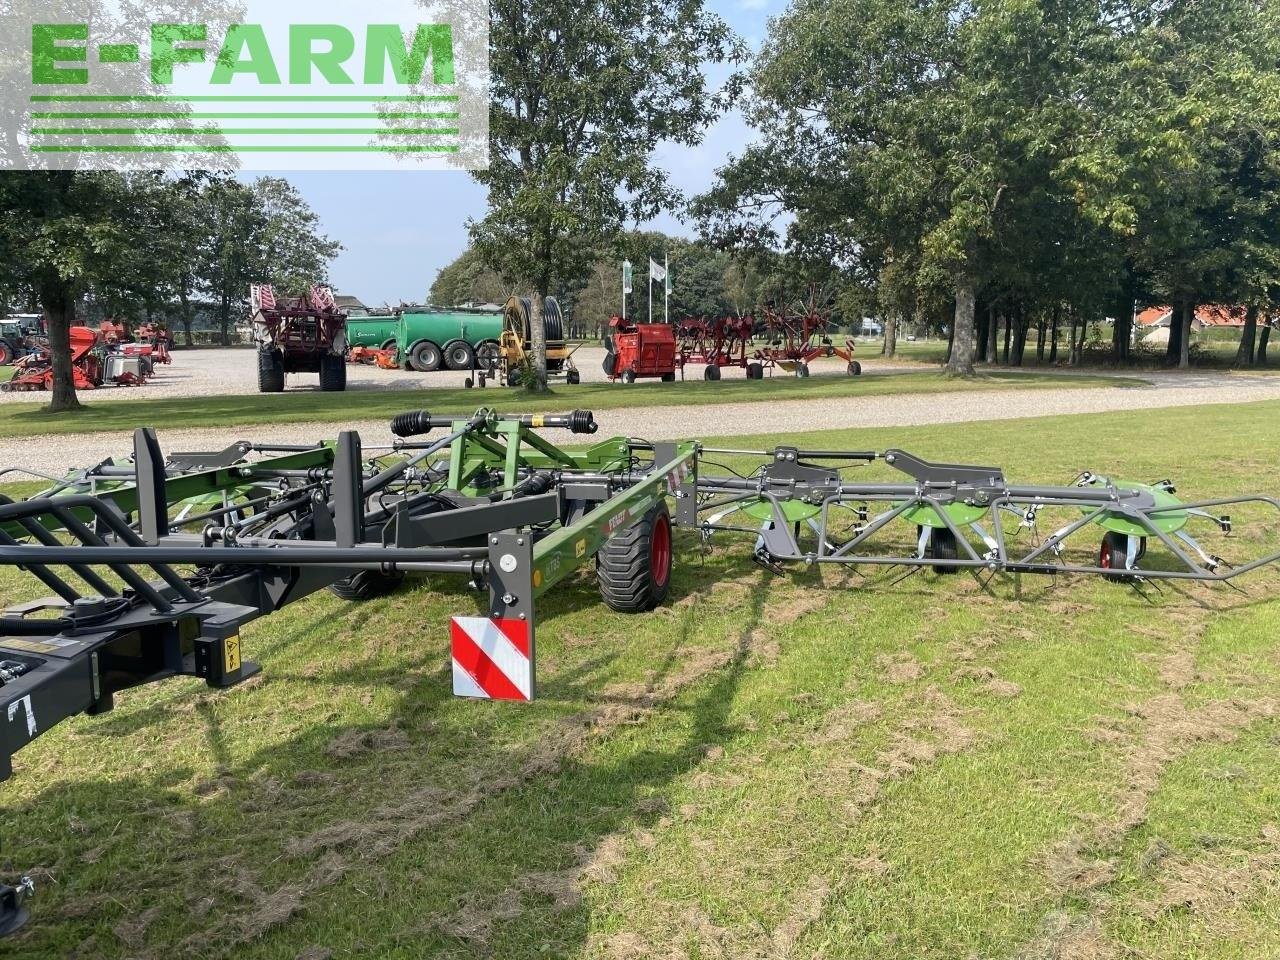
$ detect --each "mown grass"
[0,370,1142,438]
[2,400,1279,959]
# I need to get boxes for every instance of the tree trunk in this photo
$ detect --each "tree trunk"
[1076,314,1089,365]
[1259,322,1271,365]
[1049,307,1060,363]
[1013,307,1028,366]
[976,302,990,362]
[1179,301,1193,369]
[1036,314,1046,364]
[178,287,195,347]
[946,281,976,376]
[528,289,549,391]
[1111,296,1132,364]
[220,294,232,347]
[882,313,897,358]
[40,279,81,412]
[986,307,998,364]
[1234,304,1259,367]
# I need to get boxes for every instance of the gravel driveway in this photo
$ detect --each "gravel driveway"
[4,367,1279,480]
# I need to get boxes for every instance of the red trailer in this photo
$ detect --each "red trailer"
[603,316,677,383]
[250,284,348,393]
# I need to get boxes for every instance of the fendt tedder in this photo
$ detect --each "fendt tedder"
[3,413,1280,933]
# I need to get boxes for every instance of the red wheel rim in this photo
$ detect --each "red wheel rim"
[1099,539,1112,569]
[650,514,672,588]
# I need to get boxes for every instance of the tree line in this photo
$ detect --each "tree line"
[0,172,338,410]
[693,0,1280,372]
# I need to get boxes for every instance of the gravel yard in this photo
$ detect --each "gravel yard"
[4,365,1279,478]
[0,345,914,404]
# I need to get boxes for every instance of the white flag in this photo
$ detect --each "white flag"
[622,260,633,294]
[649,258,667,283]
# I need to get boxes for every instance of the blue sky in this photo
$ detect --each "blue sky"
[280,0,771,306]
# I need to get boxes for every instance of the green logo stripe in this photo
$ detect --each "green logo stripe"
[30,94,459,102]
[31,111,461,119]
[30,144,462,152]
[31,127,461,135]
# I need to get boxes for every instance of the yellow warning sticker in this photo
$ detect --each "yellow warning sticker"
[575,539,586,558]
[532,415,545,427]
[224,634,242,674]
[533,569,543,588]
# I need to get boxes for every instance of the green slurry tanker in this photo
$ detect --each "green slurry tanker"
[395,307,503,372]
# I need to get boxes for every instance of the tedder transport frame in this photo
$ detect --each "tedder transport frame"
[3,413,1280,933]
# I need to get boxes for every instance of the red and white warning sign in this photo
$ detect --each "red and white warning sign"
[450,616,533,701]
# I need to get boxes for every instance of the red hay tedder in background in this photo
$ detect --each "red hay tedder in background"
[755,299,861,378]
[1,326,153,392]
[674,315,756,380]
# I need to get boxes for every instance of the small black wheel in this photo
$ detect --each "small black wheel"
[928,527,959,574]
[443,340,475,371]
[603,351,617,376]
[795,363,810,378]
[506,369,523,387]
[661,371,675,382]
[747,362,764,380]
[596,500,673,612]
[622,369,637,384]
[410,340,443,372]
[847,360,862,376]
[257,346,284,393]
[566,369,581,385]
[1099,531,1135,581]
[476,340,500,369]
[328,570,405,601]
[704,365,722,381]
[464,377,474,389]
[381,338,398,352]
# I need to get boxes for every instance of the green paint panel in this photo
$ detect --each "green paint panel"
[900,501,989,528]
[1090,481,1188,535]
[742,498,823,523]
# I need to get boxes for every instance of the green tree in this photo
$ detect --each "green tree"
[0,172,166,411]
[471,0,740,388]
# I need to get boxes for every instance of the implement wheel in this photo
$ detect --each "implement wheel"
[928,527,959,574]
[328,570,405,601]
[597,500,673,612]
[795,363,810,378]
[847,360,862,376]
[747,362,763,380]
[1098,531,1140,582]
[704,365,721,381]
[410,340,443,372]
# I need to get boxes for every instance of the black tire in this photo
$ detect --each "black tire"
[927,527,959,574]
[328,569,405,601]
[1099,531,1134,582]
[476,340,500,369]
[381,338,397,352]
[661,371,675,382]
[0,341,14,366]
[443,340,475,370]
[597,500,673,612]
[622,369,637,384]
[506,369,523,387]
[795,363,810,378]
[847,360,862,376]
[257,346,284,393]
[747,362,764,380]
[603,351,617,376]
[319,353,346,392]
[566,369,581,385]
[409,340,443,372]
[704,365,722,381]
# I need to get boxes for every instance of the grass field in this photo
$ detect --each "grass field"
[2,400,1279,959]
[0,370,1140,438]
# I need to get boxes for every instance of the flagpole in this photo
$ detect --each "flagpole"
[648,268,652,325]
[664,254,669,324]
